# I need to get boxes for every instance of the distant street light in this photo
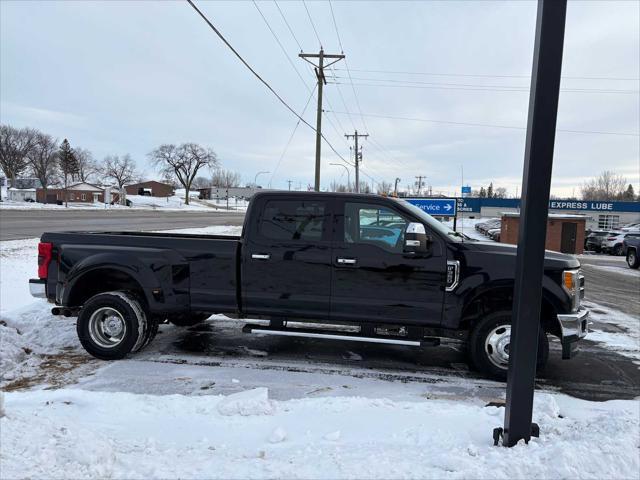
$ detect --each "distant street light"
[330,163,351,191]
[254,171,270,186]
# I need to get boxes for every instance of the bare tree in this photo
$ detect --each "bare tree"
[27,133,59,203]
[73,148,98,183]
[330,180,349,192]
[376,181,393,195]
[192,176,210,189]
[103,154,136,188]
[581,170,628,201]
[211,168,241,189]
[149,143,218,205]
[494,187,508,199]
[0,125,38,188]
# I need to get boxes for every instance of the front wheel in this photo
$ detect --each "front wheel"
[627,249,640,269]
[468,311,549,381]
[612,244,624,256]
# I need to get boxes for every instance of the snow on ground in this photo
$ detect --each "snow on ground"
[584,301,640,361]
[0,191,248,212]
[1,224,639,479]
[1,387,638,479]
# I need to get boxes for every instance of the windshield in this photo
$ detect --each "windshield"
[394,199,471,242]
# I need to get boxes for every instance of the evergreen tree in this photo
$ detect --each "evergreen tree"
[479,187,486,198]
[622,184,635,201]
[58,139,78,208]
[487,182,494,199]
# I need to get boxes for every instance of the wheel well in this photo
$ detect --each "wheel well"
[461,287,560,337]
[67,268,145,307]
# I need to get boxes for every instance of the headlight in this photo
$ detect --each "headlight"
[562,269,581,312]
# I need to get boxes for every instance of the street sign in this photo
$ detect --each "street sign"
[461,186,471,195]
[406,198,457,216]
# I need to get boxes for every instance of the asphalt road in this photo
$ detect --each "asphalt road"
[0,209,246,241]
[578,254,640,318]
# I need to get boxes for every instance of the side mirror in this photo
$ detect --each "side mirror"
[404,222,430,253]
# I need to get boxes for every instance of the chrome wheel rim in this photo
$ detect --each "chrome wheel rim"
[88,307,127,348]
[485,325,511,370]
[629,252,636,266]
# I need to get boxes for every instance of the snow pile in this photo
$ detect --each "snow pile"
[217,387,275,416]
[1,388,638,479]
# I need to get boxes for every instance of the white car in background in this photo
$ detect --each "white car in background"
[602,231,640,256]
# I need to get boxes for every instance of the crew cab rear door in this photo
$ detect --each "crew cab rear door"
[241,195,333,319]
[329,199,446,325]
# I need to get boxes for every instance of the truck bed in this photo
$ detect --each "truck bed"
[41,230,242,315]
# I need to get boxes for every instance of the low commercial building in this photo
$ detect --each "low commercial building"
[500,212,587,254]
[198,186,267,200]
[6,188,36,202]
[36,182,119,204]
[125,181,175,197]
[457,198,639,230]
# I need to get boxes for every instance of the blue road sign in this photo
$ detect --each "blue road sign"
[461,186,471,194]
[406,198,457,216]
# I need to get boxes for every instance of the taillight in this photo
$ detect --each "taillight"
[606,236,616,240]
[38,242,53,279]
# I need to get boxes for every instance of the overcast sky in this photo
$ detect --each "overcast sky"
[1,0,638,197]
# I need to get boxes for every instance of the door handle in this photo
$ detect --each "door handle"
[337,257,357,265]
[251,253,271,260]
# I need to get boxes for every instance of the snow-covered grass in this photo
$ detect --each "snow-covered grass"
[1,225,639,479]
[1,387,638,479]
[0,190,248,212]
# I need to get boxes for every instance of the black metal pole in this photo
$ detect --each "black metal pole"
[501,0,567,447]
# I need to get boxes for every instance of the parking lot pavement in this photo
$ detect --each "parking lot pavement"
[578,254,640,318]
[0,209,246,240]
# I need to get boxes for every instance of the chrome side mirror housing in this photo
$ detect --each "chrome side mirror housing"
[405,222,429,253]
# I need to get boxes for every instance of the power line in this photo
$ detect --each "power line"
[273,1,302,51]
[186,0,350,164]
[326,110,640,137]
[302,0,322,47]
[327,0,368,132]
[330,67,640,82]
[253,1,311,92]
[269,85,317,185]
[329,81,639,95]
[330,76,639,94]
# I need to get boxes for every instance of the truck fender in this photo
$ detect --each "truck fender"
[60,248,188,310]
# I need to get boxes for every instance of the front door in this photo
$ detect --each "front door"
[560,222,577,253]
[242,196,333,319]
[330,200,446,326]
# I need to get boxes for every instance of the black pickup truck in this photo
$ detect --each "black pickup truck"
[29,191,589,379]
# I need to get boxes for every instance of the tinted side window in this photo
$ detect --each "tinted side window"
[259,200,327,241]
[344,202,409,253]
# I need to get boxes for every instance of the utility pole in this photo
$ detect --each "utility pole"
[345,130,368,193]
[415,175,426,196]
[299,49,345,191]
[394,177,401,196]
[287,180,293,191]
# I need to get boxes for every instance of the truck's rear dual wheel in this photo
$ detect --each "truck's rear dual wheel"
[468,311,549,381]
[77,291,153,360]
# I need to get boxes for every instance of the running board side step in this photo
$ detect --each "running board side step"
[242,323,440,347]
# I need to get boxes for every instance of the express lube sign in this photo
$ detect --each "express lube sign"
[549,201,614,211]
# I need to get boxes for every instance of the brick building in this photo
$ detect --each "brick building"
[500,212,586,254]
[36,182,119,204]
[125,181,175,197]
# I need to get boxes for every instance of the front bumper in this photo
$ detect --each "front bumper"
[557,307,589,359]
[29,279,47,298]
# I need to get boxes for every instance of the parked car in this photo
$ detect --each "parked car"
[623,235,640,269]
[487,228,501,241]
[602,231,640,256]
[477,219,501,234]
[585,231,615,253]
[29,192,589,380]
